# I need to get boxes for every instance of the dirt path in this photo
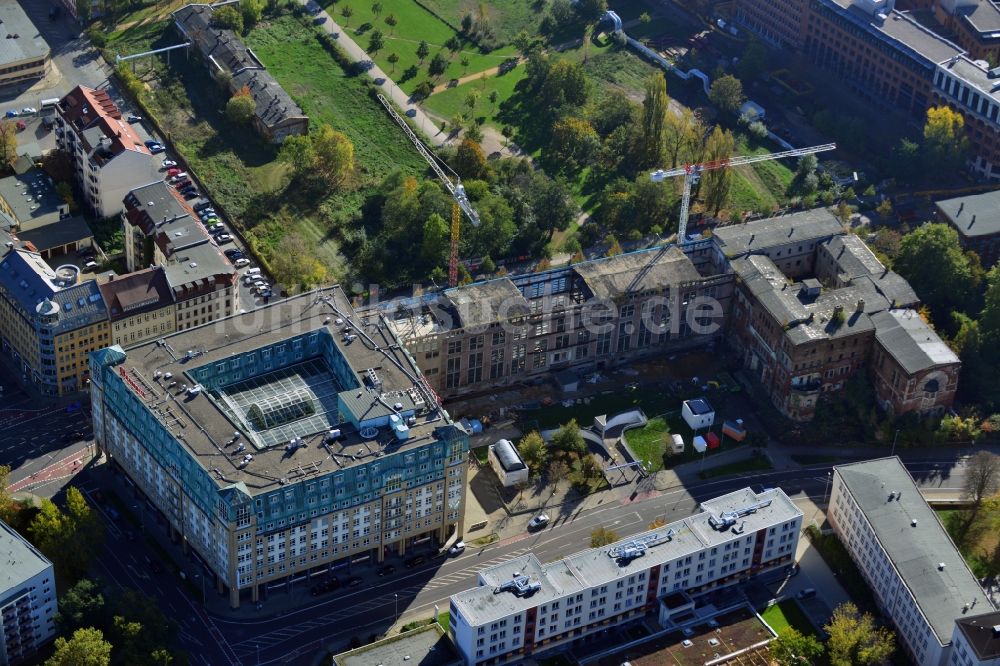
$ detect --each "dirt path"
[431,60,516,94]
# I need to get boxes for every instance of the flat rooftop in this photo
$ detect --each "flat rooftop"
[835,457,993,646]
[0,1,49,67]
[99,286,449,495]
[0,170,67,230]
[821,0,964,64]
[595,608,773,666]
[961,0,1000,35]
[872,309,959,374]
[451,488,801,626]
[0,519,51,599]
[712,209,844,258]
[937,187,1000,238]
[332,624,460,666]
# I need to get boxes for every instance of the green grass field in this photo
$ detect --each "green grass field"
[322,0,518,94]
[409,0,544,46]
[761,600,816,636]
[422,65,526,126]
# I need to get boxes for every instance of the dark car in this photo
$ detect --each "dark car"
[127,115,142,123]
[179,186,196,195]
[194,201,213,212]
[404,555,426,568]
[224,249,243,259]
[377,564,395,576]
[149,144,166,154]
[183,190,199,200]
[173,179,192,190]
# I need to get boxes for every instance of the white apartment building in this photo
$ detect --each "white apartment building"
[0,520,56,666]
[830,458,994,666]
[449,488,801,665]
[55,86,160,218]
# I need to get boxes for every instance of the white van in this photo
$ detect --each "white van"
[234,258,250,268]
[245,267,261,277]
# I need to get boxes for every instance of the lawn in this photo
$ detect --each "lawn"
[422,65,527,128]
[526,386,671,431]
[761,599,816,636]
[110,11,429,279]
[322,0,518,95]
[625,416,676,473]
[935,507,997,579]
[699,455,773,479]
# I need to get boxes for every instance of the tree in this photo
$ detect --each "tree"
[663,107,704,168]
[552,419,587,456]
[590,526,618,547]
[708,74,745,116]
[923,105,970,174]
[796,153,817,177]
[547,457,569,483]
[76,0,92,23]
[700,126,735,215]
[824,602,895,666]
[57,579,106,633]
[212,5,244,33]
[384,13,397,34]
[288,124,353,187]
[46,627,112,666]
[501,125,513,147]
[639,11,651,23]
[735,40,768,82]
[445,36,461,54]
[548,117,599,171]
[640,74,669,167]
[240,0,264,28]
[461,56,471,74]
[370,1,382,17]
[269,233,327,290]
[428,52,449,77]
[488,90,499,111]
[769,628,825,666]
[576,0,607,20]
[875,198,893,219]
[541,59,588,108]
[340,5,353,26]
[464,90,480,116]
[416,40,430,64]
[368,29,384,53]
[225,86,256,124]
[606,234,623,256]
[0,120,16,168]
[420,212,449,268]
[894,223,980,322]
[834,200,853,227]
[461,13,473,34]
[386,52,399,73]
[964,451,1000,508]
[579,454,601,480]
[453,137,489,179]
[517,432,548,476]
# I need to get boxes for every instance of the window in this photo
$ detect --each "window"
[447,340,462,355]
[446,357,461,389]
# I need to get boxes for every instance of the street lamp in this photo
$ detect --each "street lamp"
[891,428,901,456]
[394,593,398,624]
[823,472,832,506]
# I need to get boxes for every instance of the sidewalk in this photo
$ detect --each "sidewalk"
[300,0,448,147]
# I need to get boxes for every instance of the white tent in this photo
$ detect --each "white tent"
[692,435,707,453]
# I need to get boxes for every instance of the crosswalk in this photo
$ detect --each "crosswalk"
[231,547,532,656]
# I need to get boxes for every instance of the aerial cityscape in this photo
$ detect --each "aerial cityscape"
[2,0,1000,665]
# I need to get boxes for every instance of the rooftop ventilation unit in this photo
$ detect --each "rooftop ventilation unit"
[607,528,676,562]
[366,368,381,388]
[493,575,541,597]
[708,500,772,530]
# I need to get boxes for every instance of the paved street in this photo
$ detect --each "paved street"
[3,2,116,110]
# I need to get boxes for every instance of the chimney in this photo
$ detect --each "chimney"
[958,202,964,214]
[969,214,976,229]
[856,298,865,312]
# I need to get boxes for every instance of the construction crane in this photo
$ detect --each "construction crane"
[376,94,480,286]
[650,143,837,245]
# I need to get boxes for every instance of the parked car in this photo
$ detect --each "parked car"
[179,186,197,196]
[183,190,198,200]
[162,159,178,169]
[127,115,142,123]
[405,108,417,117]
[170,172,188,182]
[148,143,165,154]
[346,576,363,588]
[404,555,426,568]
[173,179,192,190]
[166,168,181,178]
[208,223,225,233]
[448,540,466,556]
[144,139,160,149]
[234,258,250,268]
[528,513,550,530]
[215,234,232,244]
[224,248,242,258]
[377,564,395,576]
[21,107,36,115]
[796,588,816,600]
[198,208,216,218]
[193,200,213,212]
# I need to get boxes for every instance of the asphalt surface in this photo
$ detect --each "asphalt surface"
[115,459,963,664]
